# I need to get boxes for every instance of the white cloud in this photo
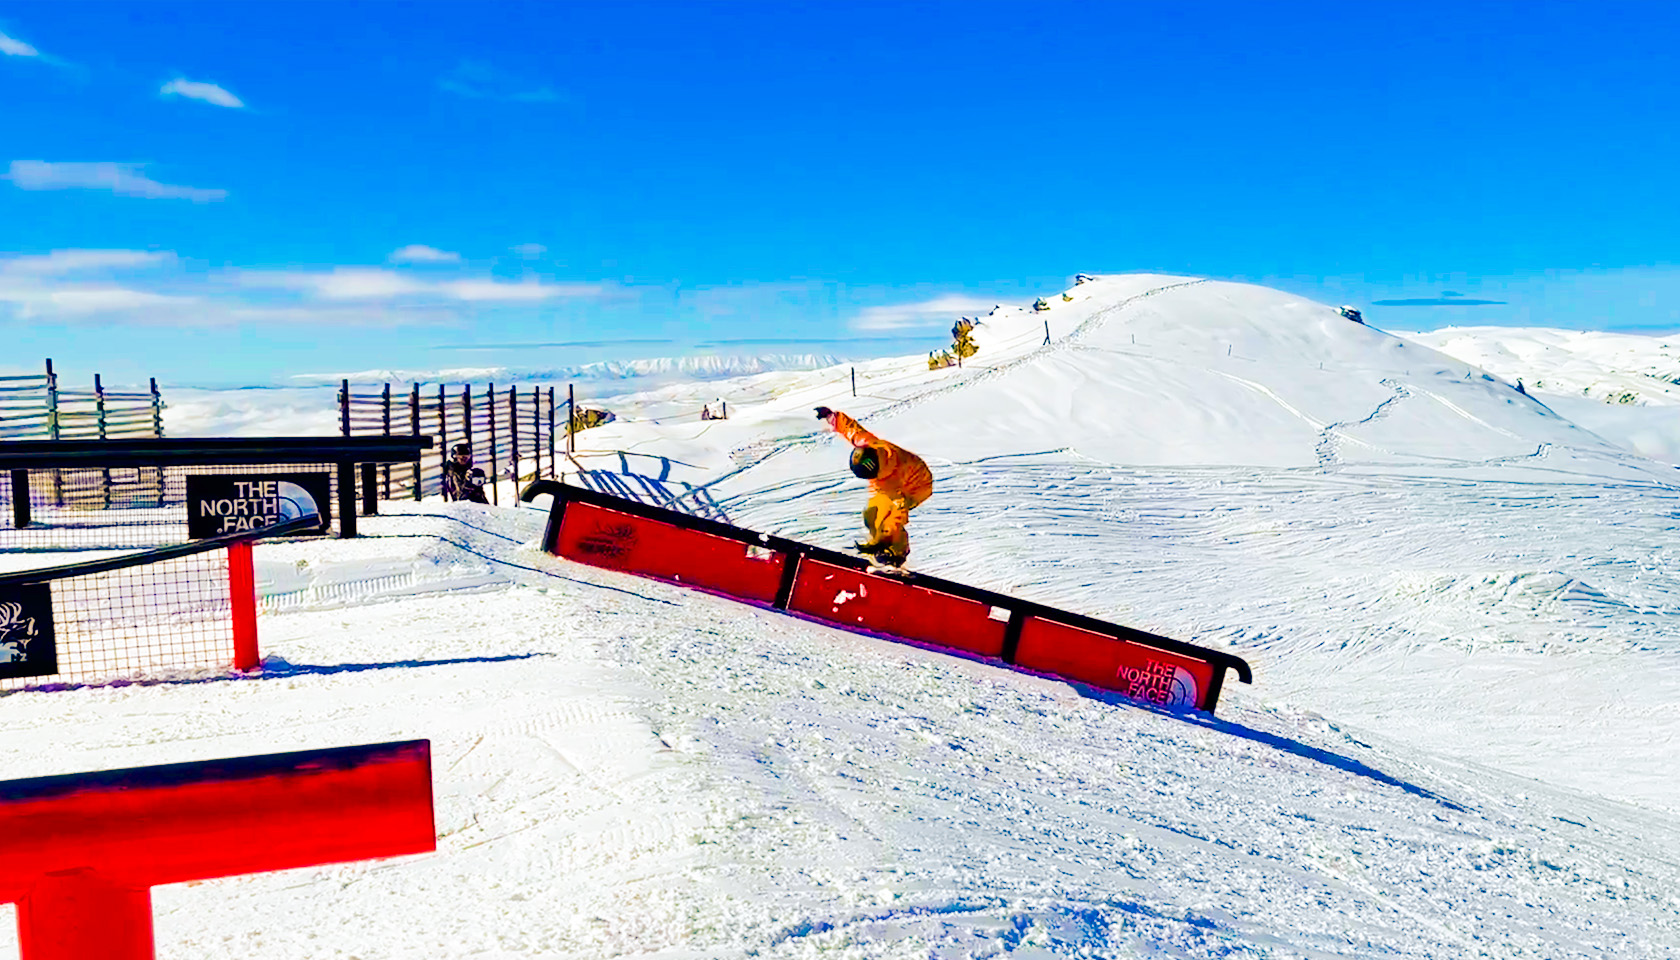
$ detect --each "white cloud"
[851,294,1004,332]
[160,78,246,109]
[1,249,175,274]
[442,279,601,301]
[5,161,228,202]
[0,30,39,57]
[388,244,462,264]
[242,267,604,303]
[0,278,197,319]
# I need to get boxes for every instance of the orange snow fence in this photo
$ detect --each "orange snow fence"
[523,482,1252,714]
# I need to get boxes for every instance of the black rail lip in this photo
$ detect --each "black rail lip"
[521,479,1253,685]
[0,513,322,588]
[0,437,433,469]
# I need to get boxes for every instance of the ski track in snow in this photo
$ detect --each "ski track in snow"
[4,275,1680,957]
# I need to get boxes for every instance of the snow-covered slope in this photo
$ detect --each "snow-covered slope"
[1401,325,1680,465]
[5,274,1680,958]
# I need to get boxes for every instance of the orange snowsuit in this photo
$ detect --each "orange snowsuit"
[825,411,933,560]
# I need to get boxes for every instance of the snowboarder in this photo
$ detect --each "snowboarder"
[443,443,489,504]
[814,407,933,572]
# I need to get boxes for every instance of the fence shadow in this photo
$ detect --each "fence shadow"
[1,652,553,698]
[564,452,732,523]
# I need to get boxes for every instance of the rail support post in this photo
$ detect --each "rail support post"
[337,462,357,538]
[9,470,29,529]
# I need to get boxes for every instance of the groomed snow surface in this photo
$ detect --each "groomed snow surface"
[4,275,1679,958]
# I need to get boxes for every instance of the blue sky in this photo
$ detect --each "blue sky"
[3,1,1678,386]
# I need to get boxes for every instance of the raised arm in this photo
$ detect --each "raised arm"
[815,407,879,448]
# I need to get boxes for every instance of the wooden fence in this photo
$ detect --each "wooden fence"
[337,381,562,504]
[0,360,164,442]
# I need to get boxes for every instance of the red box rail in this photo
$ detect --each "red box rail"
[524,481,1251,713]
[788,558,1009,658]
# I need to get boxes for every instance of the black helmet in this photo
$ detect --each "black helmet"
[452,443,473,458]
[850,446,881,480]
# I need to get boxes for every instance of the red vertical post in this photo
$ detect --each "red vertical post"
[18,870,154,960]
[227,540,259,671]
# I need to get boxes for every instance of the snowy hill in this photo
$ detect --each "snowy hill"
[5,274,1680,957]
[1401,325,1680,465]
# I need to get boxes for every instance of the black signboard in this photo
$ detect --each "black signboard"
[186,473,331,540]
[0,583,57,680]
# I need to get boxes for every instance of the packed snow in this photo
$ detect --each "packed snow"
[3,274,1679,958]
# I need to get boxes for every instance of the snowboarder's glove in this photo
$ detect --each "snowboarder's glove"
[814,406,832,421]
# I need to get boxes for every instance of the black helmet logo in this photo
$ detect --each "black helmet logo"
[850,446,880,480]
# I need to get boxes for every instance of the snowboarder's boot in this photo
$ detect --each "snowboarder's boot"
[854,539,888,555]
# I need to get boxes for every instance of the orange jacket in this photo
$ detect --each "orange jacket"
[827,411,934,506]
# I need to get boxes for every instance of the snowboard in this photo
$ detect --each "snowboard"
[865,560,911,578]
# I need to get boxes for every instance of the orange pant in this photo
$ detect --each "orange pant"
[862,492,919,560]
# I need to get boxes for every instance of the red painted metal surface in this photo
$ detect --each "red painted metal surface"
[1013,618,1217,710]
[557,501,787,604]
[787,559,1008,658]
[0,740,434,960]
[227,540,259,671]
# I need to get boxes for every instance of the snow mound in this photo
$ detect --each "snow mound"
[725,274,1675,489]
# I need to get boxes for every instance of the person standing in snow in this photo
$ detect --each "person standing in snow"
[815,407,933,568]
[443,443,489,504]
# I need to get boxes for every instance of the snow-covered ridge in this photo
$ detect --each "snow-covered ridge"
[289,353,848,386]
[1402,325,1680,406]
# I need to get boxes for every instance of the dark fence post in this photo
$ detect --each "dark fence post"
[149,377,164,504]
[95,373,111,508]
[530,387,541,480]
[487,381,499,505]
[548,387,556,468]
[381,382,392,501]
[149,377,164,439]
[339,379,350,437]
[45,359,61,508]
[461,384,473,451]
[410,383,421,501]
[437,383,448,500]
[508,385,519,488]
[851,367,856,396]
[567,384,575,454]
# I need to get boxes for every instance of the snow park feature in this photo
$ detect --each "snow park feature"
[0,739,434,960]
[521,479,1252,713]
[7,275,1680,955]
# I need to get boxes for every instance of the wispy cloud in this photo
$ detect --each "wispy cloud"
[0,280,196,319]
[431,339,673,350]
[851,294,1001,332]
[389,244,461,264]
[0,30,39,57]
[160,78,245,109]
[5,161,228,202]
[1372,297,1508,307]
[1,249,175,274]
[241,267,606,302]
[439,60,562,103]
[510,243,547,258]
